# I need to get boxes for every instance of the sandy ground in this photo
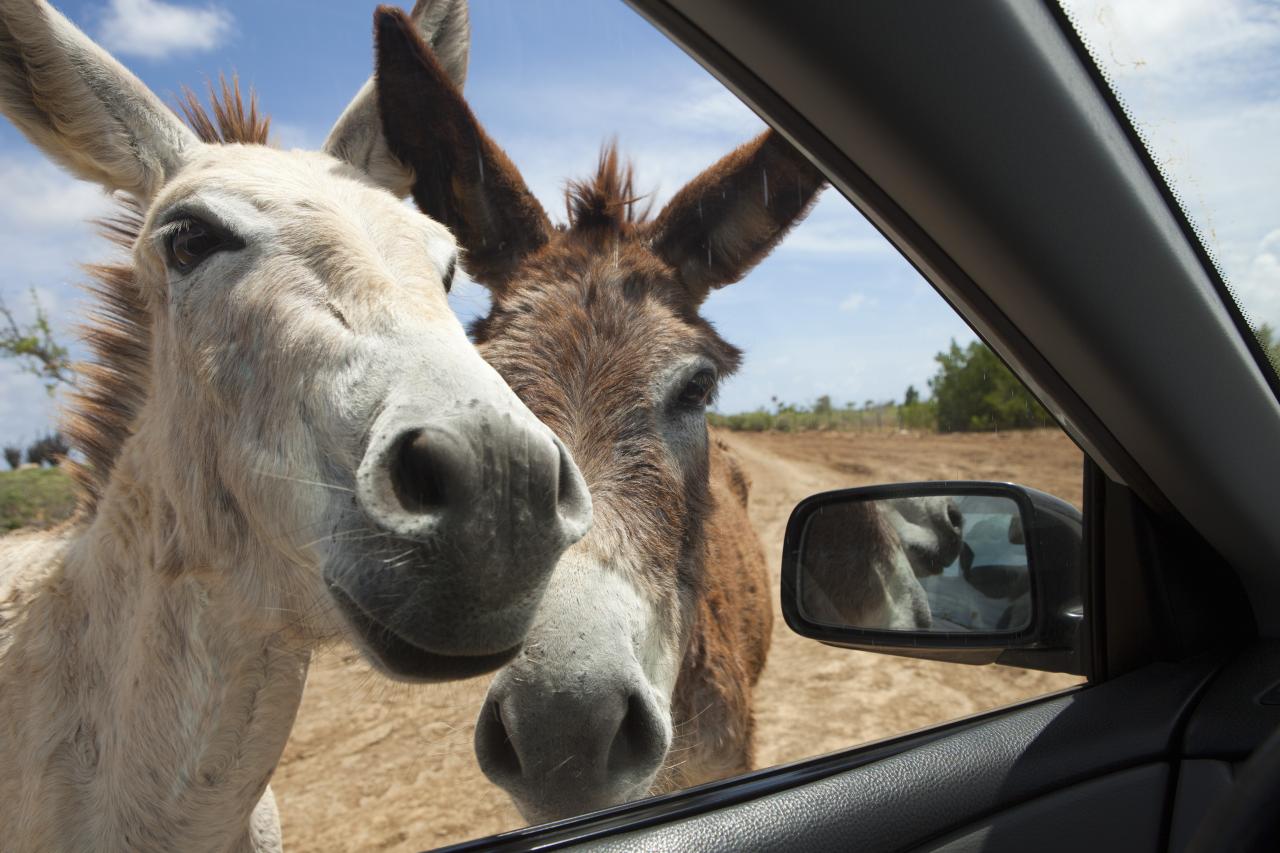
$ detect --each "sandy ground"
[273,428,1086,851]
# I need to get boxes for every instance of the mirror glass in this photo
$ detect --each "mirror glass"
[797,493,1030,633]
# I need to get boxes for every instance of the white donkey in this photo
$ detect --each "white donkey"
[0,2,589,851]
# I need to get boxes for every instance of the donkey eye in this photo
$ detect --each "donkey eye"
[677,370,717,409]
[164,218,241,274]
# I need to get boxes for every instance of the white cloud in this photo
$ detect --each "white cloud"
[782,220,894,256]
[0,155,121,284]
[1062,0,1280,81]
[0,158,114,230]
[839,292,869,313]
[97,0,233,60]
[270,121,322,151]
[662,78,764,139]
[1233,228,1280,328]
[1058,0,1280,331]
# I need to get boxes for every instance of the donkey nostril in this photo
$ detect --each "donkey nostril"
[477,700,523,780]
[390,429,444,514]
[606,692,663,775]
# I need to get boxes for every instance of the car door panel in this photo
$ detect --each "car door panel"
[1183,642,1280,758]
[1168,761,1235,853]
[1162,642,1280,852]
[914,764,1166,853]
[566,659,1215,852]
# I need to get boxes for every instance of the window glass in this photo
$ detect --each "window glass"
[278,6,1083,848]
[1060,0,1280,375]
[0,2,1086,851]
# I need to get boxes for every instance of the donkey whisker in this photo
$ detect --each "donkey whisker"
[254,470,354,494]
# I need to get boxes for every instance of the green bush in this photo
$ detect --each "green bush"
[929,340,1051,432]
[709,399,912,433]
[898,401,937,431]
[0,467,76,531]
[1255,323,1280,375]
[709,340,1053,434]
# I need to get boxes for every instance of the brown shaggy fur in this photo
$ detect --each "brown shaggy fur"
[374,4,826,801]
[564,143,653,230]
[63,79,270,514]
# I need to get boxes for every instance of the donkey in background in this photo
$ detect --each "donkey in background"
[373,8,824,822]
[0,2,589,850]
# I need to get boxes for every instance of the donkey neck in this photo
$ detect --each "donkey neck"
[0,444,309,853]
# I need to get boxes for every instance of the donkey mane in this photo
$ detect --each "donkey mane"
[563,142,653,235]
[63,78,271,514]
[177,76,272,146]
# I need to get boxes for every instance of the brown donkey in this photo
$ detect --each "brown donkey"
[373,9,825,821]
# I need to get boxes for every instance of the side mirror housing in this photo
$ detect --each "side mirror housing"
[781,481,1084,675]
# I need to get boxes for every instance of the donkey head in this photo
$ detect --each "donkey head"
[0,0,589,681]
[882,496,965,578]
[374,7,824,819]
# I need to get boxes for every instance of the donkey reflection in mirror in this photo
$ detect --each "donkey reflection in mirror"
[373,8,827,821]
[0,2,589,850]
[802,498,965,630]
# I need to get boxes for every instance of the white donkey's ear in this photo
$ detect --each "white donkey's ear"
[324,0,470,197]
[0,0,197,199]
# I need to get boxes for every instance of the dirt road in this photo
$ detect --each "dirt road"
[273,429,1084,851]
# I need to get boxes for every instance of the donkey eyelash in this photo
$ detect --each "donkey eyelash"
[151,212,234,247]
[671,367,719,411]
[152,218,193,244]
[154,212,245,277]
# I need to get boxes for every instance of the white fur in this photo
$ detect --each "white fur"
[0,2,507,851]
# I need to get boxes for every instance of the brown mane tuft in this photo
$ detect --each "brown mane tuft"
[177,76,272,146]
[63,81,273,516]
[564,142,652,234]
[62,203,149,514]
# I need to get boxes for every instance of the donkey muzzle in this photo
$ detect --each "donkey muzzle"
[324,399,591,681]
[475,659,670,822]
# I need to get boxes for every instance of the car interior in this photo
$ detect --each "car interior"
[431,1,1280,851]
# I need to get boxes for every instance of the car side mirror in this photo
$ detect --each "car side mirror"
[781,482,1084,675]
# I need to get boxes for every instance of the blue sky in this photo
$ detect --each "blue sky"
[1,0,1277,448]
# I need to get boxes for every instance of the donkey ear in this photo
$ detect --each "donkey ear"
[647,130,826,305]
[0,0,197,199]
[374,5,551,289]
[323,0,471,197]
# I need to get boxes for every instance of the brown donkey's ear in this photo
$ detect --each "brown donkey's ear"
[375,6,552,289]
[324,0,470,198]
[647,130,826,305]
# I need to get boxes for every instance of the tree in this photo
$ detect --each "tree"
[0,289,75,394]
[3,446,20,470]
[928,340,1051,432]
[903,384,920,406]
[1255,323,1280,373]
[26,432,69,467]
